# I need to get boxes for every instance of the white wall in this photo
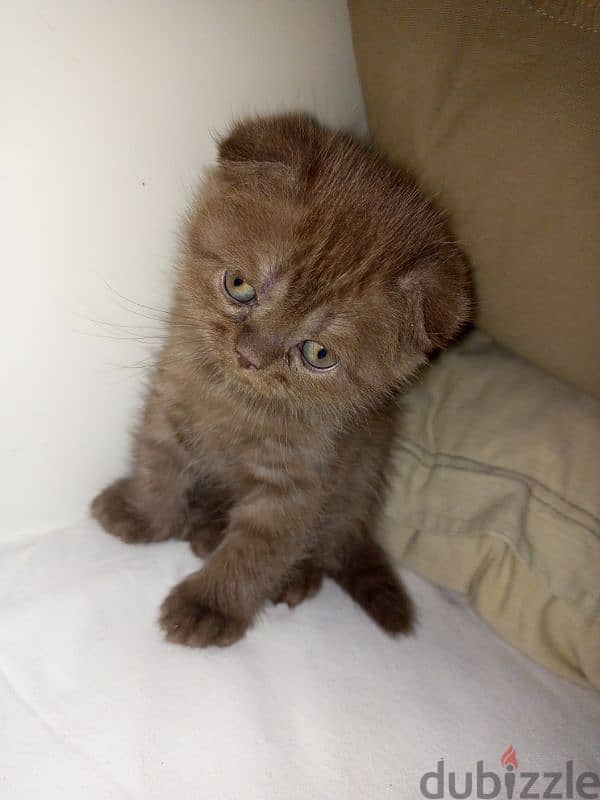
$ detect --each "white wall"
[0,1,366,539]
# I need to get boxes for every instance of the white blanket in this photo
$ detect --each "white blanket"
[1,520,598,799]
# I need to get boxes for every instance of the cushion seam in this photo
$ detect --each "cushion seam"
[395,435,600,534]
[389,523,600,617]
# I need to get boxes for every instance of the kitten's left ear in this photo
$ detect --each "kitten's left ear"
[399,244,474,354]
[217,112,322,167]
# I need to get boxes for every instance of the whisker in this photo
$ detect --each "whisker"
[74,330,168,342]
[102,281,199,326]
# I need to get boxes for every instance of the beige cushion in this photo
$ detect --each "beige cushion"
[349,0,600,398]
[381,331,600,688]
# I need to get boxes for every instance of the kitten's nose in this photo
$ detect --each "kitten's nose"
[234,325,283,370]
[235,345,259,370]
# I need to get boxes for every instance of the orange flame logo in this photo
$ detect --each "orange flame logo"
[501,745,519,770]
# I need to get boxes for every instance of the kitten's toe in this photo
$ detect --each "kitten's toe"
[91,478,159,544]
[159,580,249,647]
[273,561,323,609]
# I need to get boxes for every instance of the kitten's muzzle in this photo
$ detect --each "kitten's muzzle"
[235,347,259,370]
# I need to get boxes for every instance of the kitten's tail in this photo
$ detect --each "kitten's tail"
[332,539,416,635]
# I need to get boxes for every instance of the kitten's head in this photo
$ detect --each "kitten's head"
[176,113,472,417]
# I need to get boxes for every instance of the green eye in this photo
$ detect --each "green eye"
[301,340,337,370]
[224,271,256,303]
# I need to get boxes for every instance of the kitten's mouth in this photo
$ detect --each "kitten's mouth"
[226,361,290,401]
[225,359,264,385]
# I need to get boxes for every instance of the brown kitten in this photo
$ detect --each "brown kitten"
[91,113,472,647]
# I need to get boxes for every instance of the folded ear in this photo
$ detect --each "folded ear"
[399,244,474,353]
[217,112,322,166]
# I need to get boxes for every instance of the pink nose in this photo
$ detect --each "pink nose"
[235,345,260,370]
[234,325,282,370]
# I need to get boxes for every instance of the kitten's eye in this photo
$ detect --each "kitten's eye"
[224,271,256,303]
[300,340,337,370]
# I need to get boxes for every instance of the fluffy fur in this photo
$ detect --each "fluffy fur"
[92,113,472,647]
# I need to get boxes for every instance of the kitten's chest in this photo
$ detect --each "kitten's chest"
[184,390,324,484]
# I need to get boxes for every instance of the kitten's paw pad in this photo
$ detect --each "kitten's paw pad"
[159,583,249,648]
[91,478,155,544]
[273,562,323,608]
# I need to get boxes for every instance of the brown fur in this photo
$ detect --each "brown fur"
[91,113,472,647]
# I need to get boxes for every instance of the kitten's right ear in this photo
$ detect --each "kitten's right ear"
[217,113,322,167]
[399,243,473,354]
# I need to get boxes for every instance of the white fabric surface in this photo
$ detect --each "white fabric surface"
[1,520,599,799]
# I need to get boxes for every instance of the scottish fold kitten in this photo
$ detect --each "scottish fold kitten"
[92,113,472,647]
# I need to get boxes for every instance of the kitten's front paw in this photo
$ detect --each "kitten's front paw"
[159,578,249,648]
[91,478,155,544]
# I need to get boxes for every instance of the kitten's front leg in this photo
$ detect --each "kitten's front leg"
[92,392,197,544]
[159,481,322,647]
